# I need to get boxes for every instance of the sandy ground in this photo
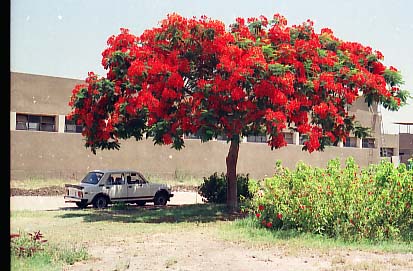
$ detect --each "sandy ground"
[10,192,204,211]
[64,228,413,271]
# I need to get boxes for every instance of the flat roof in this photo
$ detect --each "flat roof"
[393,122,413,125]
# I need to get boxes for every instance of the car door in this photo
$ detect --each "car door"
[126,172,152,199]
[106,173,128,201]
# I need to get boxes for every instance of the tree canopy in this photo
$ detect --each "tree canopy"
[68,13,409,209]
[69,13,408,153]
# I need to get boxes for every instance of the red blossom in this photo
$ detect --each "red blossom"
[67,12,406,169]
[162,134,173,145]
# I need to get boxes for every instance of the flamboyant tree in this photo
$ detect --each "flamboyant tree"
[68,13,408,210]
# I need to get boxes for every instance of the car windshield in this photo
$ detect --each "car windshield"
[81,172,104,184]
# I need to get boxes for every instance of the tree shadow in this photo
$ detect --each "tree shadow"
[57,204,243,224]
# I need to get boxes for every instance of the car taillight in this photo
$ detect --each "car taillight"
[78,191,83,198]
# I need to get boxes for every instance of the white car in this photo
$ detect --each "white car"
[64,169,173,208]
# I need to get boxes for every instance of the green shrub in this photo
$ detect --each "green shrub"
[198,172,252,203]
[244,158,413,241]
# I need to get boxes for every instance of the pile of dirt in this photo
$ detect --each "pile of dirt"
[11,186,66,196]
[11,185,198,196]
[171,184,199,192]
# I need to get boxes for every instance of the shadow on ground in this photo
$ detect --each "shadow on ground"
[57,204,244,224]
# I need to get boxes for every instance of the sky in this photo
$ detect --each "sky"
[10,0,413,134]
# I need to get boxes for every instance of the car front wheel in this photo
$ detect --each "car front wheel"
[154,192,168,206]
[93,195,108,209]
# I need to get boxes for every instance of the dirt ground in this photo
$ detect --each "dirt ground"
[64,227,413,271]
[10,192,204,211]
[11,192,413,271]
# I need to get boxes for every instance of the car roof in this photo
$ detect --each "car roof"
[89,169,141,174]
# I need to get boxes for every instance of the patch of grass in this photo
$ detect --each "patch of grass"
[58,204,237,224]
[11,254,61,271]
[219,216,413,254]
[10,231,88,271]
[11,204,236,246]
[110,202,128,210]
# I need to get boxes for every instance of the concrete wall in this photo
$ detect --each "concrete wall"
[382,134,400,156]
[11,130,380,181]
[11,72,81,115]
[399,133,413,164]
[382,134,399,148]
[347,98,381,140]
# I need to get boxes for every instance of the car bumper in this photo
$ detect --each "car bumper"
[64,196,82,203]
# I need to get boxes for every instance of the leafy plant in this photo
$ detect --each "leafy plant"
[11,231,48,258]
[11,230,88,269]
[199,173,252,203]
[245,158,413,241]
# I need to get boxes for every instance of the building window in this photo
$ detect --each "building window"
[380,147,394,157]
[16,114,28,130]
[65,119,83,133]
[216,135,228,141]
[299,134,308,145]
[247,134,267,143]
[283,132,294,144]
[16,114,56,132]
[362,138,375,148]
[344,137,357,147]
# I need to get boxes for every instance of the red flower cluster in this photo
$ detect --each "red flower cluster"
[68,12,406,153]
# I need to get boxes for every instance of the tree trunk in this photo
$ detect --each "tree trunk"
[226,137,240,212]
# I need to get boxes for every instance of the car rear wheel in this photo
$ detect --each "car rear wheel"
[93,195,108,209]
[136,200,146,206]
[154,192,168,206]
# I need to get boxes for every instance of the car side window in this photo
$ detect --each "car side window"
[137,173,148,184]
[127,173,140,184]
[107,176,115,185]
[108,174,124,185]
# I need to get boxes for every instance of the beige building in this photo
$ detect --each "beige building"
[396,123,413,164]
[10,72,404,181]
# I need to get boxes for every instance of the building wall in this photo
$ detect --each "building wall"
[11,72,82,115]
[11,130,380,181]
[10,72,385,181]
[399,133,413,164]
[382,134,399,149]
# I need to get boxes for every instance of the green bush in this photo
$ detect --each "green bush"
[245,158,413,241]
[198,172,252,203]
